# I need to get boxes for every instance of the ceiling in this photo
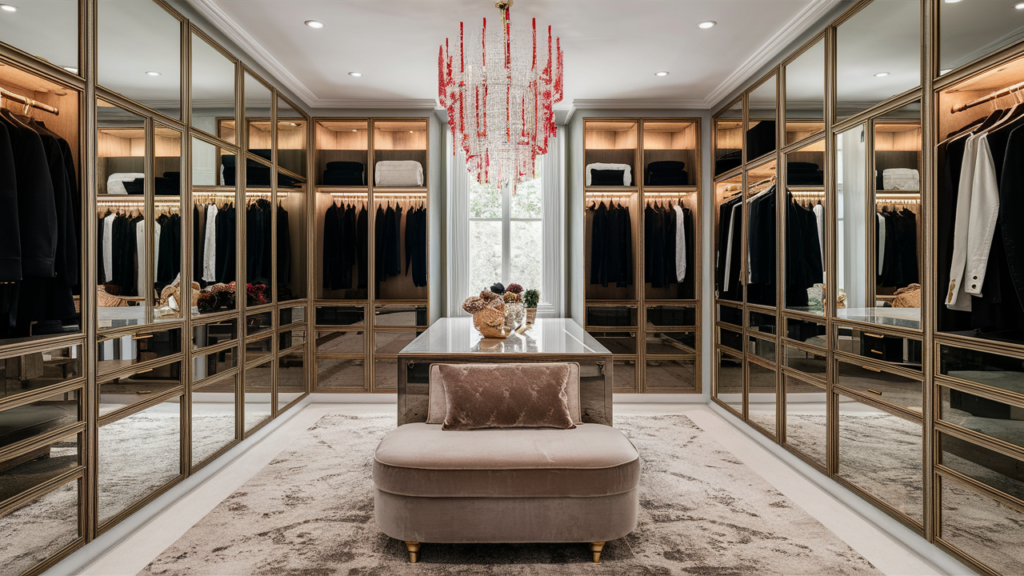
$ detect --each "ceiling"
[188,0,843,111]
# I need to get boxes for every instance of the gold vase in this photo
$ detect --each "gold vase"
[525,308,537,326]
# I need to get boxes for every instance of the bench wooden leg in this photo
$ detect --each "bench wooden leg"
[590,542,605,563]
[405,541,421,563]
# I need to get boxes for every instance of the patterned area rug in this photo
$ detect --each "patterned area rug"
[140,413,881,575]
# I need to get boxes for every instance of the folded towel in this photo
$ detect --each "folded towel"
[375,160,424,187]
[882,168,919,191]
[106,172,145,195]
[586,163,632,186]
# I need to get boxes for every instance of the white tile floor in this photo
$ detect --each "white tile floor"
[68,403,960,576]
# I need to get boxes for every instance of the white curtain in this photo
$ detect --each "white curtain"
[839,125,867,309]
[540,133,565,317]
[446,138,472,317]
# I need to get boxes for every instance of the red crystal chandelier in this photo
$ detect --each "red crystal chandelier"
[439,0,564,187]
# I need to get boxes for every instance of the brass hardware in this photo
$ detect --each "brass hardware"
[862,365,881,373]
[871,349,882,354]
[863,333,885,339]
[404,541,420,563]
[590,542,606,563]
[867,389,882,395]
[136,390,152,395]
[132,334,155,340]
[135,369,154,375]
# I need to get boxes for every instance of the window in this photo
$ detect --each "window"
[469,159,544,300]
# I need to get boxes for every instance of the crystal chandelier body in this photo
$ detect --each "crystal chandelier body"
[439,1,563,186]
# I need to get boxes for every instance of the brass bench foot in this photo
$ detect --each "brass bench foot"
[590,542,605,563]
[405,541,421,563]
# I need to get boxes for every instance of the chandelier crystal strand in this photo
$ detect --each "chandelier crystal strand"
[439,2,563,187]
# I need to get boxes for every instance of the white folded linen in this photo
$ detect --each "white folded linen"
[375,160,424,187]
[586,163,632,187]
[883,168,919,191]
[106,172,144,195]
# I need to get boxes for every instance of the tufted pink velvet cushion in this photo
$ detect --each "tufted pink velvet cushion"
[435,363,577,431]
[427,363,582,425]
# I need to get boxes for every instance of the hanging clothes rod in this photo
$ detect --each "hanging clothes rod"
[0,87,59,115]
[645,191,694,197]
[951,80,1024,113]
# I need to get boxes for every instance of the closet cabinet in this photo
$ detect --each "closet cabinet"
[0,3,312,574]
[312,117,431,392]
[710,0,1024,572]
[583,117,701,393]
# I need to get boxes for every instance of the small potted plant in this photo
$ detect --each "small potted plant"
[524,288,540,325]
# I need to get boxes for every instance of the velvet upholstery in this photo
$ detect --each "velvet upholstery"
[427,363,582,425]
[374,488,639,544]
[373,423,640,498]
[440,363,576,430]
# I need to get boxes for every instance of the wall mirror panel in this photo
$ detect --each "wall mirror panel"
[192,137,239,317]
[278,349,305,409]
[785,38,825,145]
[873,102,921,312]
[746,161,778,307]
[939,386,1024,451]
[154,125,184,322]
[748,361,778,436]
[715,100,742,175]
[836,0,920,120]
[716,349,744,415]
[191,375,237,467]
[242,71,273,152]
[277,97,308,179]
[786,139,826,314]
[244,360,272,433]
[747,74,778,162]
[784,375,827,467]
[836,393,923,524]
[0,0,78,74]
[0,478,80,576]
[191,32,236,138]
[98,0,181,119]
[940,0,1024,75]
[939,476,1024,576]
[97,397,182,526]
[835,123,872,321]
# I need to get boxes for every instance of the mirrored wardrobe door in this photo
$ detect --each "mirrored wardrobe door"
[836,0,921,120]
[785,139,826,315]
[873,101,922,324]
[192,136,238,317]
[715,99,743,176]
[747,74,778,163]
[785,38,825,145]
[277,97,308,179]
[191,32,236,140]
[746,161,778,308]
[940,0,1024,76]
[96,101,148,329]
[715,174,744,302]
[834,123,869,319]
[154,124,184,322]
[243,71,273,155]
[97,0,182,119]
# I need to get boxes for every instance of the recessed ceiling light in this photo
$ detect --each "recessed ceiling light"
[874,72,890,77]
[63,66,78,74]
[0,5,17,13]
[305,20,325,29]
[944,0,962,3]
[1016,2,1024,8]
[146,71,161,76]
[348,72,362,77]
[940,68,952,75]
[289,122,298,126]
[698,21,716,29]
[655,71,669,77]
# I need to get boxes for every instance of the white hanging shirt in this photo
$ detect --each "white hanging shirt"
[673,205,687,282]
[202,204,219,282]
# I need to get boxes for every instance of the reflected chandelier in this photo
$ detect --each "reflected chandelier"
[439,0,563,187]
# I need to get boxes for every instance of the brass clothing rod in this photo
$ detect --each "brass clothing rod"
[0,87,59,115]
[951,80,1024,113]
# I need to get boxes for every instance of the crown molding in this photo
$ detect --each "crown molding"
[571,98,707,110]
[704,0,844,109]
[187,0,320,107]
[312,98,441,110]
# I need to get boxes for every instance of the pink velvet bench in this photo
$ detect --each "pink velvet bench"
[372,362,640,563]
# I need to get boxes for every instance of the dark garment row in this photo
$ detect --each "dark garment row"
[375,203,428,287]
[246,199,274,286]
[156,213,182,290]
[643,202,694,298]
[938,110,1024,337]
[746,186,777,307]
[716,193,743,301]
[323,203,369,291]
[590,202,634,288]
[785,197,824,307]
[98,211,142,295]
[0,109,79,337]
[876,208,918,288]
[787,162,824,186]
[193,203,237,285]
